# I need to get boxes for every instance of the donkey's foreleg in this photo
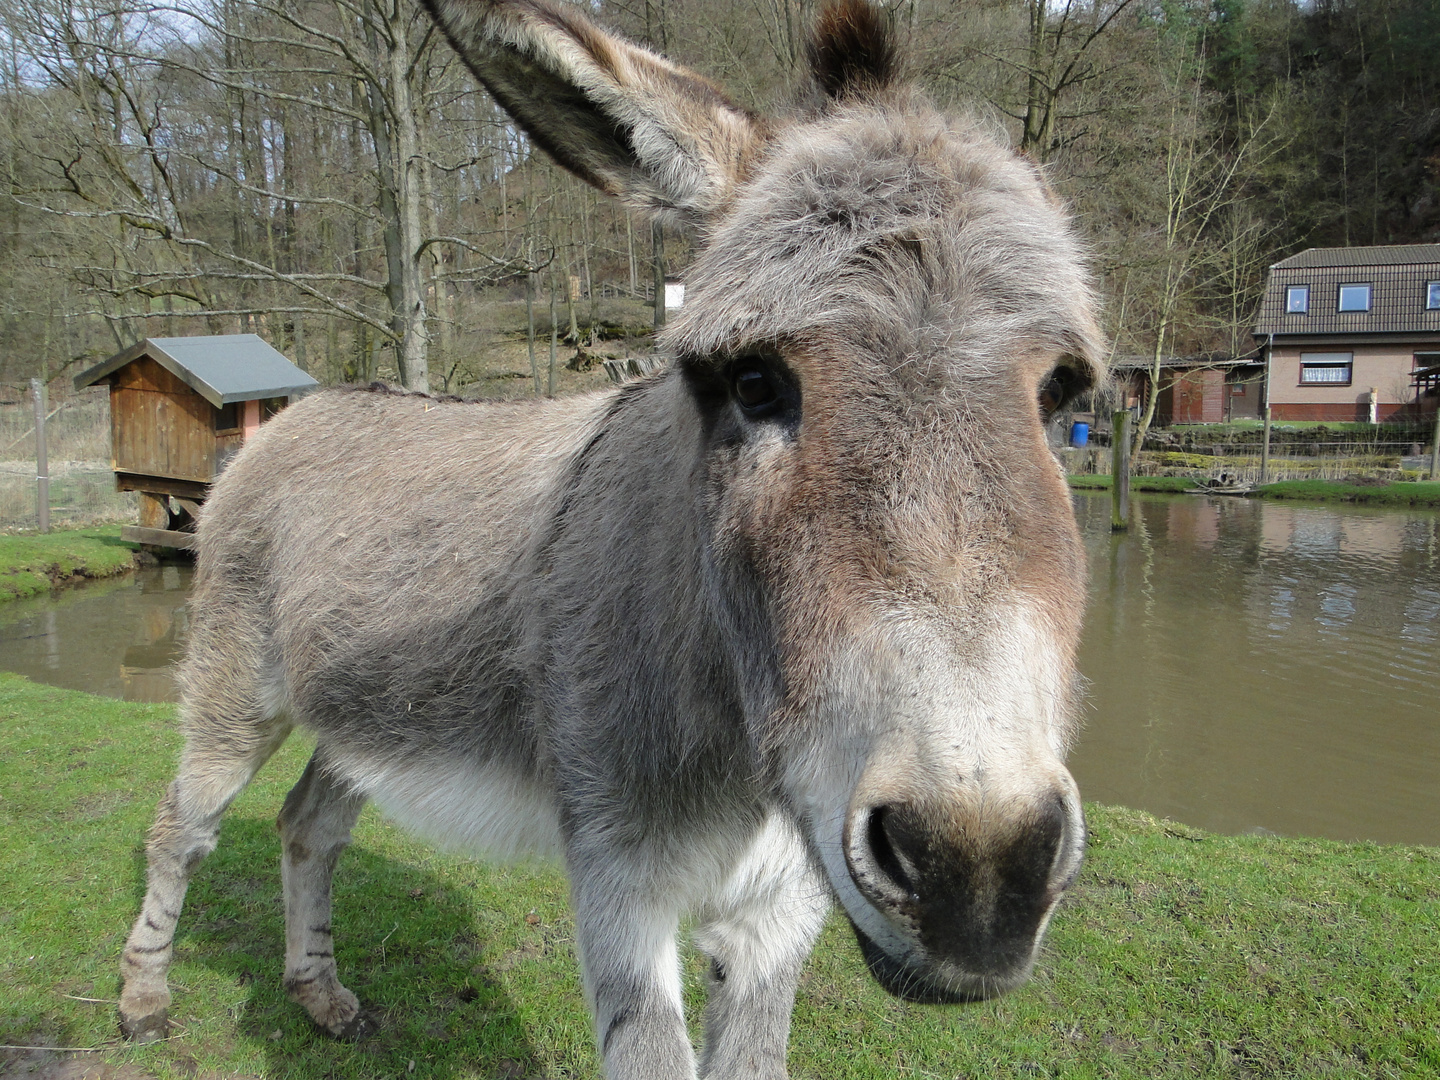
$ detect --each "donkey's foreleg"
[571,871,696,1080]
[277,752,369,1038]
[119,717,292,1041]
[693,817,829,1080]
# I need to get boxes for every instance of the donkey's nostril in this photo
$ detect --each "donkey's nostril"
[867,805,918,899]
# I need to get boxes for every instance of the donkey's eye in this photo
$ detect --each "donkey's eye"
[1038,365,1084,421]
[733,365,780,413]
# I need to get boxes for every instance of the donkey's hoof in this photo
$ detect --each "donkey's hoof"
[291,981,370,1040]
[119,1007,170,1043]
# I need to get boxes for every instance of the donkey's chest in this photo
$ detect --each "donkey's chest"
[324,744,565,859]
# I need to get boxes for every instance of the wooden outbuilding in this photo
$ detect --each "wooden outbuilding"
[74,335,318,550]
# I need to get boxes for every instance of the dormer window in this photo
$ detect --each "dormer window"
[1427,281,1440,310]
[1286,286,1309,314]
[1337,283,1371,312]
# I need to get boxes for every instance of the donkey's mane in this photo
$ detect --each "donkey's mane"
[805,0,898,102]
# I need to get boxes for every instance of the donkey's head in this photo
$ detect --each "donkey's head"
[424,0,1102,1004]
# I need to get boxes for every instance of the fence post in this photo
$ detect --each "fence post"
[31,378,50,534]
[1260,405,1272,485]
[1111,409,1131,532]
[1430,408,1440,481]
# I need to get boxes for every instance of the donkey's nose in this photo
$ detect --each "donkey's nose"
[845,790,1079,984]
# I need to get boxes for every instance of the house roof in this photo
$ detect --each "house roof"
[1253,246,1440,337]
[1271,244,1440,269]
[74,335,319,407]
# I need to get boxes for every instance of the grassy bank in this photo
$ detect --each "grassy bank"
[1068,474,1440,507]
[1066,475,1198,493]
[1,674,1435,1079]
[1252,479,1440,507]
[0,526,138,602]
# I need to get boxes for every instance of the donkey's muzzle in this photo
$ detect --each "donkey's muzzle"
[845,791,1081,1000]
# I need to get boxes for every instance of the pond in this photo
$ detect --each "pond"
[1070,492,1439,847]
[2,494,1437,845]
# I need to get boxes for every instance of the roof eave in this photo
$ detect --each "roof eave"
[215,381,318,404]
[72,339,150,391]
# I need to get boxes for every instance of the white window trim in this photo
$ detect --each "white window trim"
[1285,285,1309,314]
[1426,281,1440,310]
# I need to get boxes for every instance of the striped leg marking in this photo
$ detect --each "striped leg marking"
[279,753,370,1038]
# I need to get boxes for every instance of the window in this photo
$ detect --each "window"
[1299,353,1353,386]
[1285,285,1309,314]
[214,401,240,431]
[1427,281,1440,310]
[1337,283,1371,312]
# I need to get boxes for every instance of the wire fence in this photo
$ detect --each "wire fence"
[0,384,134,533]
[1060,414,1440,486]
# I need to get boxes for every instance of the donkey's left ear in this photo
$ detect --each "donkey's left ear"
[422,0,767,225]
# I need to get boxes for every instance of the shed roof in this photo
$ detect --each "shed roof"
[1110,353,1260,370]
[74,335,319,407]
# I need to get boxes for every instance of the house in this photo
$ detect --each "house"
[1254,244,1440,422]
[74,334,318,549]
[1111,354,1266,425]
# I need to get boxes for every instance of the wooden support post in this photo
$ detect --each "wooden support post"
[1429,407,1440,481]
[1260,405,1273,485]
[1111,409,1131,532]
[137,491,169,530]
[31,378,49,534]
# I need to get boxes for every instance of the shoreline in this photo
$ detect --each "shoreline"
[1068,474,1440,507]
[0,525,140,602]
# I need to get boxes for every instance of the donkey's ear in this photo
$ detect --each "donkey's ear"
[422,0,766,225]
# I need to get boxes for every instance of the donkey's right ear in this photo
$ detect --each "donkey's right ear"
[422,0,767,226]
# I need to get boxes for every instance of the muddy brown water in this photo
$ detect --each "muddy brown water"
[2,493,1437,845]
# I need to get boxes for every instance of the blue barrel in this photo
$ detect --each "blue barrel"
[1069,421,1090,448]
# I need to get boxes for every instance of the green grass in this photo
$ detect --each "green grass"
[1252,479,1440,507]
[1069,475,1440,507]
[2,673,1436,1079]
[1066,475,1199,493]
[0,526,138,602]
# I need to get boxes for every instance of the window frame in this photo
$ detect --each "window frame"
[213,401,242,433]
[1299,352,1354,387]
[1285,285,1310,314]
[1337,283,1372,312]
[1426,281,1440,310]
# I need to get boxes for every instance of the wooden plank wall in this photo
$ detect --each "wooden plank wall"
[111,356,217,482]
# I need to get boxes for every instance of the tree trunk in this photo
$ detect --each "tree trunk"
[652,219,666,331]
[363,0,429,392]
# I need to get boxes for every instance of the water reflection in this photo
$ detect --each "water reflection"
[0,565,191,702]
[1072,492,1440,846]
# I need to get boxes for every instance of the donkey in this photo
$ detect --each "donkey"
[117,0,1103,1075]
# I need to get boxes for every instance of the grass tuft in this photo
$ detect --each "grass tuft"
[2,673,1435,1079]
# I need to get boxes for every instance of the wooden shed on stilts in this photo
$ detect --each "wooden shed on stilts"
[74,335,318,550]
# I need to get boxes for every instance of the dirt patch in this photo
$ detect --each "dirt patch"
[66,792,131,821]
[0,1041,151,1080]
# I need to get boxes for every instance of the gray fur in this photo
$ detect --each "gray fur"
[118,2,1104,1076]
